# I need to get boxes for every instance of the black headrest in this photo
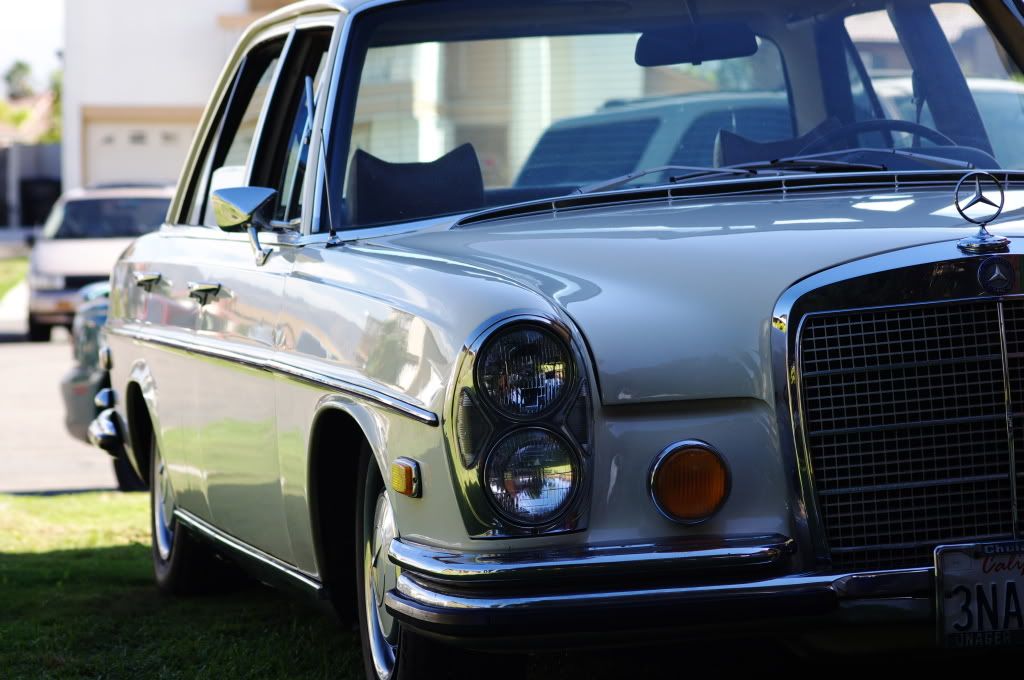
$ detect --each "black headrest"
[346,144,485,226]
[714,118,843,167]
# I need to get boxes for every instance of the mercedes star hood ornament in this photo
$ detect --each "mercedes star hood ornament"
[956,171,1009,254]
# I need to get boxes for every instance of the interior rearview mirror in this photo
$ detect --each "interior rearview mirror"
[635,22,758,67]
[211,186,280,266]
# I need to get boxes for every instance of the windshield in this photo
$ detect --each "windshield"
[331,0,1024,228]
[43,197,170,240]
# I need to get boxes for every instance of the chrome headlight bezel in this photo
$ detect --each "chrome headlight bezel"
[444,313,593,538]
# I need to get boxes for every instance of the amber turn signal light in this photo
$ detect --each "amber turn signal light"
[390,458,421,498]
[649,442,729,523]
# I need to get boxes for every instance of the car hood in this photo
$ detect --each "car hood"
[31,238,135,277]
[379,186,1024,405]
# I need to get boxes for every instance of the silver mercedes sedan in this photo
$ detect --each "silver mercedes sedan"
[89,0,1024,676]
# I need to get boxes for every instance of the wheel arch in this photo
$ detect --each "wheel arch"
[123,359,160,484]
[307,397,382,620]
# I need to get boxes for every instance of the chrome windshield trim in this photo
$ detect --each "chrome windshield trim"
[456,169,1024,228]
[390,534,793,584]
[106,325,439,426]
[174,508,322,593]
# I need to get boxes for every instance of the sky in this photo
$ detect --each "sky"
[0,0,64,97]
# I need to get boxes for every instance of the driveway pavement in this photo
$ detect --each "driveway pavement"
[0,282,116,493]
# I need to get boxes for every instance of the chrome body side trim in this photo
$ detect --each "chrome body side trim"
[389,534,793,584]
[106,325,438,426]
[174,508,323,594]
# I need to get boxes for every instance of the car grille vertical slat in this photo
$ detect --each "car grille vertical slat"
[799,300,1016,571]
[1002,301,1024,529]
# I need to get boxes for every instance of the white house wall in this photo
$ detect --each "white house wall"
[63,0,248,189]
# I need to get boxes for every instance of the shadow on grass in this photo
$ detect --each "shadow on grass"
[0,544,361,679]
[0,542,979,678]
[7,488,121,497]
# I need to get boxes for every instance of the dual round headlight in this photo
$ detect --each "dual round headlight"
[471,324,582,527]
[477,325,573,418]
[484,428,579,525]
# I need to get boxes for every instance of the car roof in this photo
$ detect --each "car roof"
[545,91,789,130]
[61,186,176,202]
[873,76,1024,96]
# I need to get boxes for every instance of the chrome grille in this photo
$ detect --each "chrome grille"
[800,300,1016,571]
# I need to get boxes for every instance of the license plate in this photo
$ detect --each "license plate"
[936,541,1024,648]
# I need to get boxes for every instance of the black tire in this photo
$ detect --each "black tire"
[149,432,221,594]
[27,317,50,342]
[113,457,147,492]
[355,444,473,680]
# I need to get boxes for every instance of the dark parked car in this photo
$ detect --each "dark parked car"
[61,282,144,491]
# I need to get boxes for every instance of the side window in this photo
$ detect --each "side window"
[180,38,285,226]
[250,30,332,223]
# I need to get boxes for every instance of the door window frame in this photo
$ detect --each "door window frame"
[172,12,341,236]
[173,20,293,228]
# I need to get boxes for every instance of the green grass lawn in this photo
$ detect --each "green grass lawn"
[0,257,28,301]
[0,492,361,679]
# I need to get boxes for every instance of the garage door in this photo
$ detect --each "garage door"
[84,121,196,187]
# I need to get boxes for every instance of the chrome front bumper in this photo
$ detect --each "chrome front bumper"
[385,535,933,642]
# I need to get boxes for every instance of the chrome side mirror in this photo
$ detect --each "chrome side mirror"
[211,186,279,266]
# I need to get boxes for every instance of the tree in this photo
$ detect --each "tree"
[39,68,62,143]
[4,60,34,100]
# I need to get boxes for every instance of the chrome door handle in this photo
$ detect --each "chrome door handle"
[187,281,221,305]
[133,271,162,291]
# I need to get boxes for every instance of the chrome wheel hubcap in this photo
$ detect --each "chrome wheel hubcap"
[364,489,398,679]
[153,448,175,561]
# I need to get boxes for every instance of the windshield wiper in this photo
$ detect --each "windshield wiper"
[760,148,974,171]
[576,165,757,194]
[736,156,887,174]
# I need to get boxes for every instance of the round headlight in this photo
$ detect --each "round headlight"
[477,325,573,418]
[484,428,579,525]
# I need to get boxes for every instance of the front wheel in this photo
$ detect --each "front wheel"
[355,445,475,680]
